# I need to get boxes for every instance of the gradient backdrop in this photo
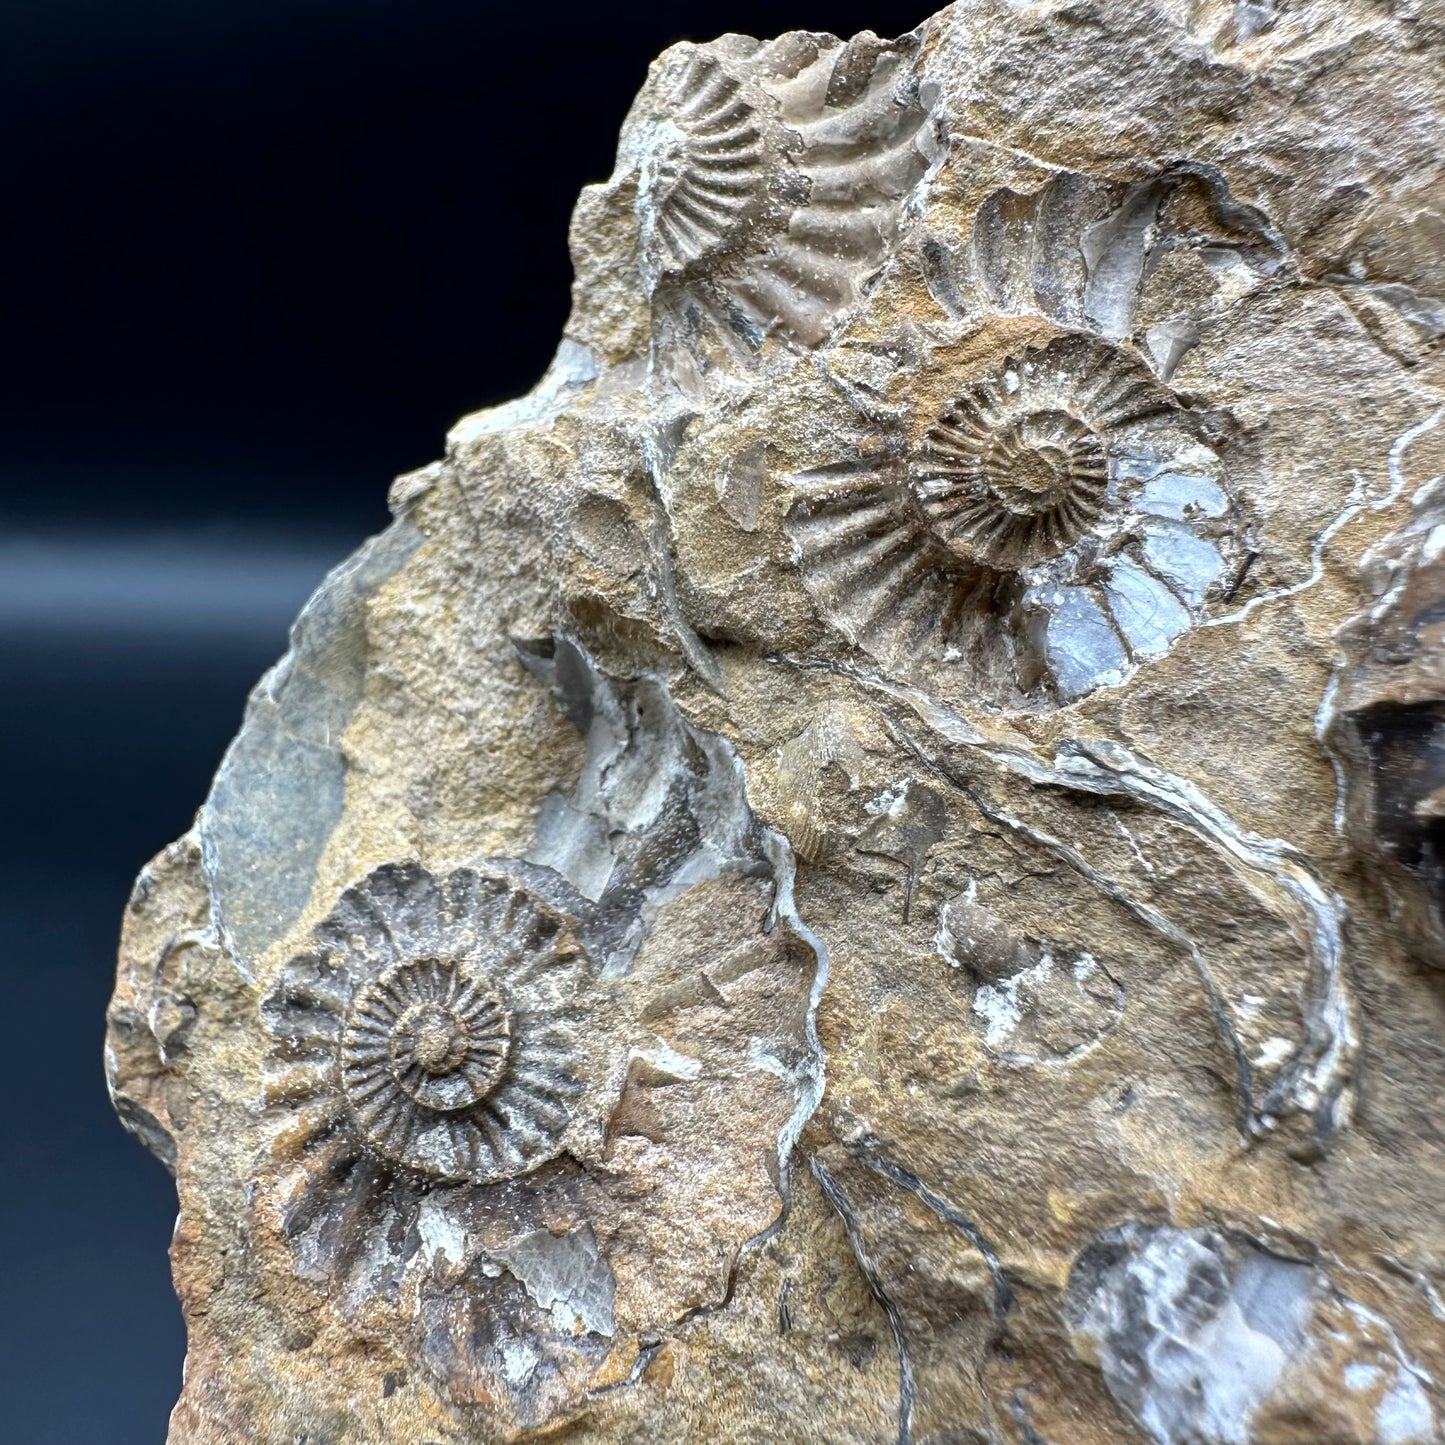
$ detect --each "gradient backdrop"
[2,2,929,1439]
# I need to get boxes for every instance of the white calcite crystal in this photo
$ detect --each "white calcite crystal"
[107,4,1445,1442]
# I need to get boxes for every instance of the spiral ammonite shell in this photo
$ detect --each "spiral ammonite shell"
[261,863,607,1184]
[341,956,514,1165]
[639,52,780,277]
[909,340,1166,572]
[620,33,937,350]
[786,333,1243,703]
[914,403,1109,571]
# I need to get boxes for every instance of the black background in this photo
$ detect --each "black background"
[1,2,928,1440]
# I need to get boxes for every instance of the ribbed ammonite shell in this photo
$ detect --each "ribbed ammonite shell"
[261,863,603,1184]
[909,339,1166,572]
[786,332,1243,703]
[618,33,937,348]
[341,956,513,1160]
[638,51,782,277]
[914,405,1108,571]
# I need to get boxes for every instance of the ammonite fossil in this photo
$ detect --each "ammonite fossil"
[340,957,514,1172]
[261,862,613,1184]
[619,33,938,348]
[909,341,1167,571]
[787,333,1244,703]
[635,50,790,281]
[934,166,1286,371]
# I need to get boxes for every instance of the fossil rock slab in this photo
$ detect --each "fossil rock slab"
[107,4,1445,1442]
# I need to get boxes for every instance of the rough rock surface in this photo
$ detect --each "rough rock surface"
[106,3,1445,1441]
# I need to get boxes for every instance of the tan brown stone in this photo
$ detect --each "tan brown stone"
[108,4,1445,1440]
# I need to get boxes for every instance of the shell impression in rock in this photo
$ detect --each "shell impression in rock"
[789,331,1242,701]
[940,168,1288,373]
[634,51,797,281]
[910,339,1163,572]
[622,32,938,348]
[261,863,602,1184]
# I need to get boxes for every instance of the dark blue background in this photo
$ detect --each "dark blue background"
[0,2,928,1439]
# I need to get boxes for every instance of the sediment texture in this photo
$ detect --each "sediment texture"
[107,3,1445,1441]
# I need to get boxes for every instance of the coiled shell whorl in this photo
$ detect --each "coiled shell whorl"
[618,32,940,349]
[910,340,1169,572]
[633,50,798,283]
[261,863,609,1184]
[787,331,1246,704]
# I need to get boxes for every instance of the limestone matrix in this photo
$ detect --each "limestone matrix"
[106,2,1445,1441]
